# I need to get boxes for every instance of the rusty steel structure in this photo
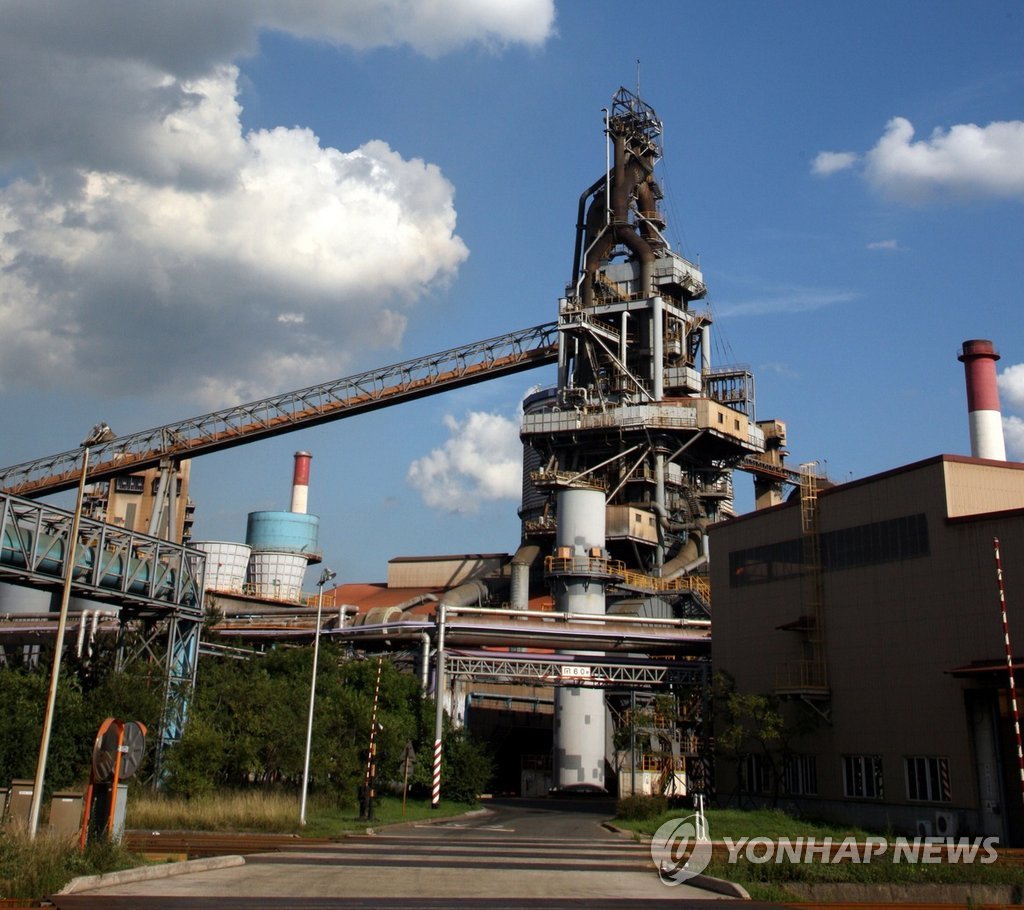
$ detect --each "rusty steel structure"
[0,323,559,499]
[520,88,773,599]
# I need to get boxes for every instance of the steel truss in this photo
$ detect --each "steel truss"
[1,490,204,769]
[0,492,204,614]
[445,650,706,688]
[445,648,714,795]
[0,323,559,498]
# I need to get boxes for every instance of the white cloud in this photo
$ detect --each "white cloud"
[866,239,903,251]
[1003,415,1024,461]
[715,288,857,318]
[759,361,800,380]
[813,117,1024,202]
[0,68,467,404]
[407,411,522,513]
[0,1,555,406]
[811,151,857,175]
[865,117,1024,201]
[998,363,1024,413]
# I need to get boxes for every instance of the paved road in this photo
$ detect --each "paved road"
[51,798,772,908]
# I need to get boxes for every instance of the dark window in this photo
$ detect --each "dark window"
[783,754,818,796]
[114,475,145,494]
[905,756,951,802]
[742,753,772,794]
[843,754,883,799]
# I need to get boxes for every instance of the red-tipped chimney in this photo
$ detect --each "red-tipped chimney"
[291,451,312,514]
[958,340,1006,461]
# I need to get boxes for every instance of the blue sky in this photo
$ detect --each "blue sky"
[1,1,1023,585]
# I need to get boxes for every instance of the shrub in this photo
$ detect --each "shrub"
[616,794,667,820]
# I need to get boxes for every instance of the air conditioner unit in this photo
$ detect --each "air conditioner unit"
[915,819,933,837]
[934,811,958,838]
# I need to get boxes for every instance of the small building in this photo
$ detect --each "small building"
[710,454,1024,844]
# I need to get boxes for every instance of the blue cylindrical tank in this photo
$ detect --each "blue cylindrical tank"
[245,511,320,558]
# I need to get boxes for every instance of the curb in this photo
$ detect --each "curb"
[57,855,246,894]
[366,806,492,835]
[688,872,751,900]
[601,821,751,900]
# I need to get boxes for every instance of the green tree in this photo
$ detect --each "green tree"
[714,672,818,808]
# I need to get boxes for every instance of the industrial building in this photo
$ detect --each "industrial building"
[4,82,1022,840]
[710,342,1024,844]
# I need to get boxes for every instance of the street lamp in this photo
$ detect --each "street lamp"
[299,567,336,826]
[28,422,115,839]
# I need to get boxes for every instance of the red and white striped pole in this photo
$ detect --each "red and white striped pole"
[291,451,312,514]
[363,657,383,821]
[993,537,1024,809]
[431,603,447,808]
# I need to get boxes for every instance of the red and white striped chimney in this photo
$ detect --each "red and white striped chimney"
[290,451,312,514]
[958,340,1006,461]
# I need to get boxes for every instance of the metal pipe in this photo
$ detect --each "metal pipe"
[604,108,611,227]
[652,295,664,401]
[655,453,666,569]
[420,631,431,694]
[76,610,90,658]
[445,604,710,628]
[701,323,711,383]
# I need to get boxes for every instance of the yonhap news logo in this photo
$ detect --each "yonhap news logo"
[718,835,1000,865]
[650,814,713,885]
[650,816,1001,887]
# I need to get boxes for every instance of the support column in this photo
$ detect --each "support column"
[550,488,609,792]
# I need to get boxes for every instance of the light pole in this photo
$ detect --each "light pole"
[299,567,336,826]
[28,422,114,839]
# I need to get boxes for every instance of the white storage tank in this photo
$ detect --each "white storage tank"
[246,551,308,602]
[193,541,251,594]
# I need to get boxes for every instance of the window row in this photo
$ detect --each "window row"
[741,753,951,802]
[728,513,929,586]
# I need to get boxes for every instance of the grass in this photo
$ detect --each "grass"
[2,790,480,902]
[614,804,873,841]
[0,824,143,902]
[706,849,1024,903]
[126,789,479,836]
[612,801,1024,902]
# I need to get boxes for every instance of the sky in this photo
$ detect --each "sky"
[1,1,1023,586]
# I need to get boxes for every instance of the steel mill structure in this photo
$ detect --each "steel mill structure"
[514,87,774,792]
[0,86,792,799]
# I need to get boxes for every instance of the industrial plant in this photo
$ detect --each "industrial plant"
[1,87,1022,846]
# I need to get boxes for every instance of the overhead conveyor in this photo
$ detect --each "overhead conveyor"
[0,322,560,498]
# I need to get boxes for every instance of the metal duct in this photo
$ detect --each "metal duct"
[438,580,489,609]
[510,544,540,611]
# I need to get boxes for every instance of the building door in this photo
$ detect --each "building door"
[967,691,1008,842]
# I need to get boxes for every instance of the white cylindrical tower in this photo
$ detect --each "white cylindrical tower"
[290,451,312,514]
[550,487,609,792]
[959,340,1006,461]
